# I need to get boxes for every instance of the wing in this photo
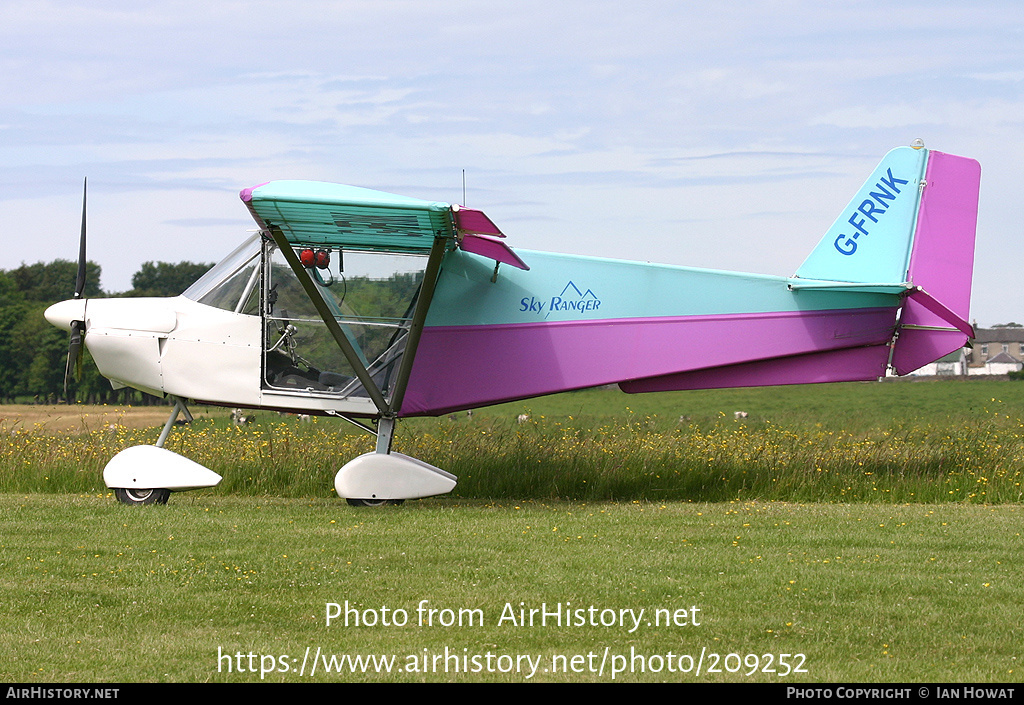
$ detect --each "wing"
[241,181,528,269]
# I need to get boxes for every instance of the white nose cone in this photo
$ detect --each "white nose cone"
[44,298,87,331]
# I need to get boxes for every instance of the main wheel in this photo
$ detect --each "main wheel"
[346,498,404,507]
[114,488,171,505]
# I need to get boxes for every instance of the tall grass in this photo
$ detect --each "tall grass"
[0,416,373,497]
[3,381,1023,503]
[405,412,1024,503]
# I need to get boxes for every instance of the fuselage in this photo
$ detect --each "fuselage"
[45,246,901,418]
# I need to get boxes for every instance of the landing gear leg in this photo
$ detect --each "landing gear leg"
[345,416,404,506]
[375,415,396,454]
[156,396,193,448]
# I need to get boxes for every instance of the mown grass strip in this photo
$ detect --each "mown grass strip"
[0,495,1019,682]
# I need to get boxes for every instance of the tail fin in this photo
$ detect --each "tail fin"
[794,145,928,286]
[792,144,981,374]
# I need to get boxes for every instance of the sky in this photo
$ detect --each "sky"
[1,0,1022,326]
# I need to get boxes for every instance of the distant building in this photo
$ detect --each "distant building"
[900,326,1024,376]
[967,351,1023,376]
[908,349,968,376]
[968,326,1024,374]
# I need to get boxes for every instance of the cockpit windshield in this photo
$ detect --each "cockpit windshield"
[182,234,262,314]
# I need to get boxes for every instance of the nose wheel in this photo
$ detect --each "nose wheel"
[113,488,171,505]
[345,498,404,507]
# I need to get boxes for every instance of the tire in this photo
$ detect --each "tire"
[346,498,404,507]
[114,488,171,505]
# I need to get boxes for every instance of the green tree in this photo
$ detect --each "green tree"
[4,303,67,401]
[8,260,103,301]
[0,274,29,402]
[128,261,213,297]
[0,260,102,402]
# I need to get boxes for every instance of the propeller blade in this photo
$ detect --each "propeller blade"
[65,178,88,399]
[74,178,87,299]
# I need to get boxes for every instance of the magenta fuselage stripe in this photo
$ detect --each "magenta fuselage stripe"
[400,306,898,416]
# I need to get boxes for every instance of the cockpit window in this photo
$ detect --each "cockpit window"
[262,245,427,400]
[182,234,262,314]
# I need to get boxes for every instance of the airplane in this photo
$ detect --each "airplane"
[44,140,981,506]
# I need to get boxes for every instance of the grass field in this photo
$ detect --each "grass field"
[0,403,201,433]
[0,495,1020,682]
[1,378,1022,682]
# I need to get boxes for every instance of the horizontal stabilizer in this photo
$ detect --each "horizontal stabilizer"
[904,287,974,338]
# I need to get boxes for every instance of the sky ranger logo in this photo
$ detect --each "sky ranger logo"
[833,168,910,256]
[519,282,601,319]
